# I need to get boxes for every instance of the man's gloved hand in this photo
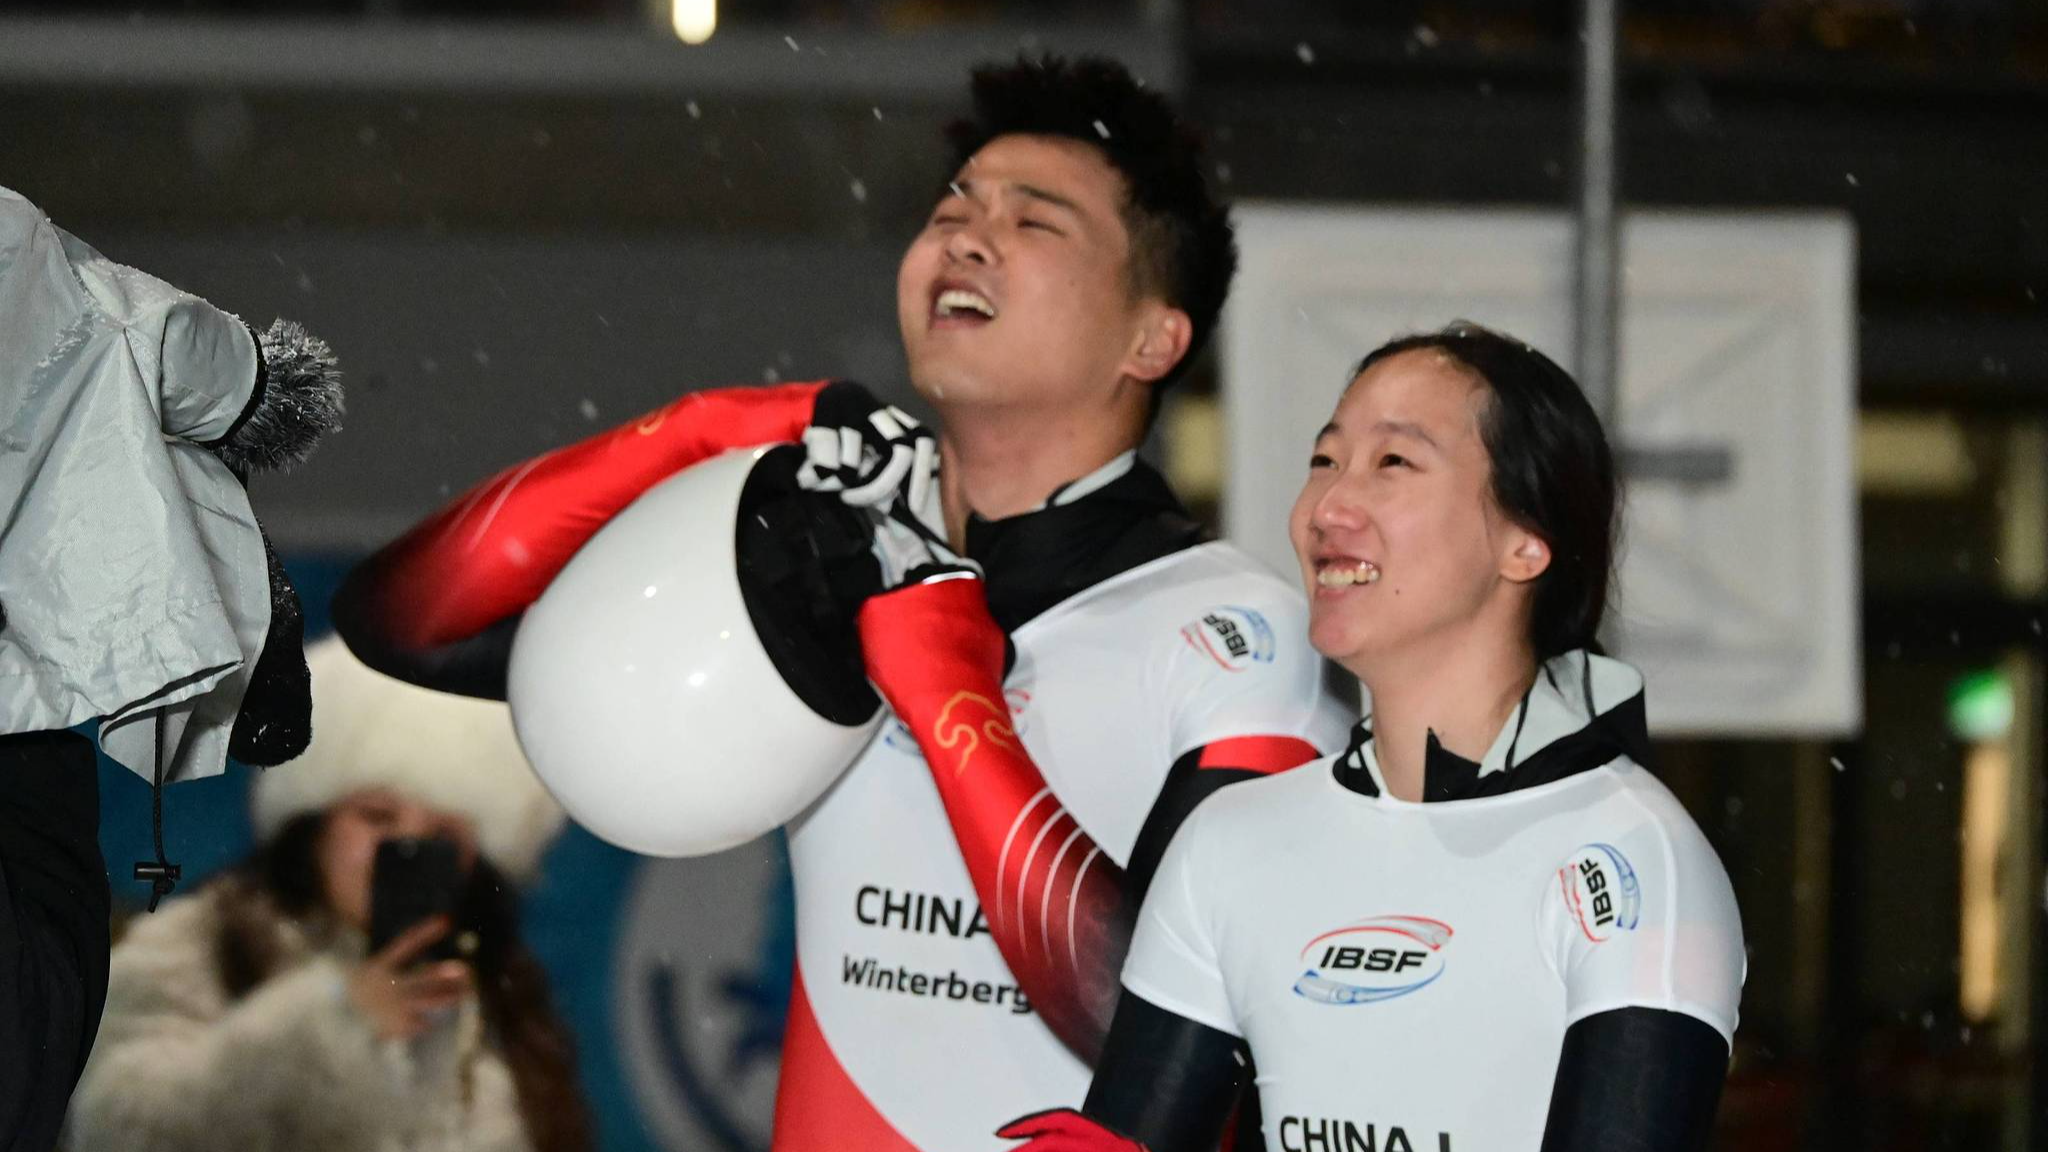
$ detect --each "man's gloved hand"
[867,502,977,591]
[997,1109,1153,1152]
[796,380,938,517]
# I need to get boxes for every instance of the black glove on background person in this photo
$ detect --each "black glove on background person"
[227,527,312,767]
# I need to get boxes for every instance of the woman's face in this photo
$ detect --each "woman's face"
[1287,348,1549,673]
[316,788,479,932]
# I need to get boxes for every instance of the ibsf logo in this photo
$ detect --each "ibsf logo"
[1182,606,1277,672]
[1292,916,1452,1005]
[1559,843,1641,943]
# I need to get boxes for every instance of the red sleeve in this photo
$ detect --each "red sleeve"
[857,575,1123,1061]
[341,381,827,652]
[855,577,1325,1064]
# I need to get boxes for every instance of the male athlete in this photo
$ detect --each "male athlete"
[335,56,1349,1152]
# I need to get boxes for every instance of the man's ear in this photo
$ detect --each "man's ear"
[1501,528,1552,585]
[1123,305,1193,386]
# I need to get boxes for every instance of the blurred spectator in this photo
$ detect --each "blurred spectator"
[62,638,590,1152]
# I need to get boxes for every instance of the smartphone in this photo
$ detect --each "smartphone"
[368,837,465,963]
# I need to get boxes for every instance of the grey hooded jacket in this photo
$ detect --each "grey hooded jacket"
[0,185,268,785]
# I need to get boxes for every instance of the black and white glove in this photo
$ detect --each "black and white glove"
[797,380,939,517]
[867,501,978,591]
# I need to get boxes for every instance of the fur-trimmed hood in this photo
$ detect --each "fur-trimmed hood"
[251,638,565,881]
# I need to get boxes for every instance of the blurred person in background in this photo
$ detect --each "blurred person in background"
[1002,325,1745,1152]
[2,186,340,1152]
[61,637,591,1152]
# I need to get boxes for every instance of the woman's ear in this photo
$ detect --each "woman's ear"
[1501,528,1552,585]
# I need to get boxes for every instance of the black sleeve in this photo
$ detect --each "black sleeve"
[1539,1007,1729,1152]
[1085,991,1250,1152]
[225,523,313,767]
[1115,750,1279,1150]
[330,583,520,702]
[1124,751,1266,902]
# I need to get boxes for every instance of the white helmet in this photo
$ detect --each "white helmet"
[507,445,884,856]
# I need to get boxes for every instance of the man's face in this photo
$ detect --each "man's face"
[897,133,1153,413]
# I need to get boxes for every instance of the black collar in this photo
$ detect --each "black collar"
[965,457,1207,632]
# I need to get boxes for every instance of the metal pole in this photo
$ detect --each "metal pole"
[1575,0,1621,423]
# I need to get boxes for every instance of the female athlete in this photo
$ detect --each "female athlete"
[1002,323,1745,1152]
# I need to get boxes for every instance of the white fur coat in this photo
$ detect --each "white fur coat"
[62,881,533,1152]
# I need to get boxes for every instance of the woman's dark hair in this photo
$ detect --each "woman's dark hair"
[220,812,594,1152]
[458,853,594,1152]
[945,54,1237,399]
[1353,322,1619,660]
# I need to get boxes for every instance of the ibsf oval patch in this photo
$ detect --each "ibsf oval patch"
[1181,605,1277,672]
[1291,915,1452,1005]
[1559,843,1641,943]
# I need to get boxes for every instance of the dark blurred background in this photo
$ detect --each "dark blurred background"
[4,1,2045,1149]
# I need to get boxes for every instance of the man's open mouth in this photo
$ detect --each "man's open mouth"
[932,286,998,322]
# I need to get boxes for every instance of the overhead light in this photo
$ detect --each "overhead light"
[672,0,716,45]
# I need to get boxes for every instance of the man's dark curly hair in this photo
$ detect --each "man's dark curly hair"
[945,55,1238,399]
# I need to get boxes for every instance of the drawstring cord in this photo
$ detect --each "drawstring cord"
[133,713,181,912]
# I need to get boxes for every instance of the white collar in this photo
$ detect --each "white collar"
[1039,450,1138,510]
[1351,650,1646,789]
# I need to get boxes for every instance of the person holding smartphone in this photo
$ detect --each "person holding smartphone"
[63,638,589,1152]
[1001,324,1746,1152]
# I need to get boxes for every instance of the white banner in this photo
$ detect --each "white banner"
[1222,205,1860,737]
